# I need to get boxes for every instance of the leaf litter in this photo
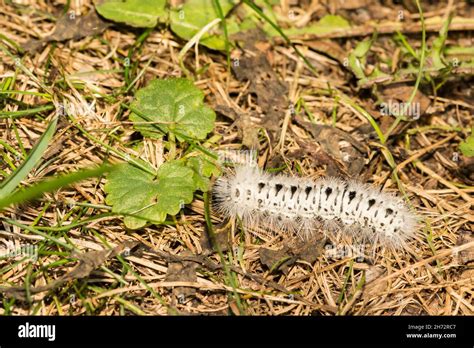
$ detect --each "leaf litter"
[1,0,473,316]
[0,241,138,301]
[22,10,111,53]
[231,29,288,146]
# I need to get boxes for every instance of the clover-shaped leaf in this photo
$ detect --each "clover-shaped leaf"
[129,78,216,141]
[95,0,167,28]
[104,160,195,229]
[186,154,220,192]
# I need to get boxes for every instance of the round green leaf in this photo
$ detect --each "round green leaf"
[104,160,196,229]
[170,0,238,50]
[186,154,220,192]
[95,0,167,28]
[129,78,216,141]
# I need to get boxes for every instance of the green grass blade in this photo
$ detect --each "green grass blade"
[213,0,231,77]
[0,116,58,198]
[384,0,426,140]
[0,104,54,118]
[338,92,386,143]
[242,0,317,75]
[0,165,114,211]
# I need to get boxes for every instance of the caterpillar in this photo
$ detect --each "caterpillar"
[212,163,419,251]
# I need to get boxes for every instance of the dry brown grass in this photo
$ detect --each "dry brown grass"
[0,0,473,316]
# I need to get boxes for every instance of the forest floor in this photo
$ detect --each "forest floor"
[0,0,473,315]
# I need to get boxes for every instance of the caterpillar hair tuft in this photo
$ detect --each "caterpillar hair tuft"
[212,163,419,252]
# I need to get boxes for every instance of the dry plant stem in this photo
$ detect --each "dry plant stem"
[178,18,221,76]
[415,161,473,203]
[292,17,474,39]
[1,0,472,316]
[366,241,474,291]
[141,245,337,313]
[276,55,304,153]
[395,134,457,172]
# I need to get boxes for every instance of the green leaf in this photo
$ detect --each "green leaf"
[129,78,215,141]
[0,104,54,118]
[427,13,453,71]
[0,116,57,199]
[104,160,196,229]
[170,0,238,50]
[348,38,374,81]
[285,15,350,36]
[459,128,474,157]
[352,39,373,58]
[95,0,167,28]
[240,0,280,37]
[186,154,220,192]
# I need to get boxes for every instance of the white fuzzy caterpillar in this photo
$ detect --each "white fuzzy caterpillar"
[212,164,418,251]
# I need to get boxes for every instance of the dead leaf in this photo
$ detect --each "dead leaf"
[291,235,326,264]
[238,112,261,149]
[231,29,288,145]
[0,241,137,301]
[215,104,238,121]
[259,235,326,274]
[259,246,294,274]
[294,115,368,177]
[457,156,474,185]
[379,84,431,124]
[362,265,387,300]
[215,105,260,149]
[22,11,111,53]
[200,226,230,255]
[291,138,334,166]
[165,251,198,299]
[456,230,474,265]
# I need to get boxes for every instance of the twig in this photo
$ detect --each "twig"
[139,244,338,313]
[291,17,474,39]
